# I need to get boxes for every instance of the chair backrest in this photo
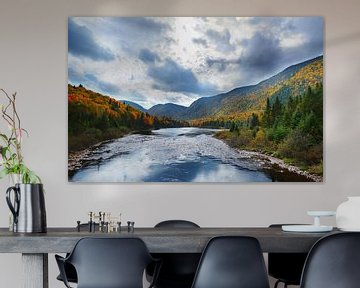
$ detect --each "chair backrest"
[191,236,270,288]
[268,224,308,285]
[300,232,360,288]
[155,220,200,228]
[152,220,201,285]
[67,237,154,288]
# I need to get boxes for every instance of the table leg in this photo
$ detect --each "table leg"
[22,253,48,288]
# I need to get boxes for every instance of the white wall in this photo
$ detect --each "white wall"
[1,0,360,287]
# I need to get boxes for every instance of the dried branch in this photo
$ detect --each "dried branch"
[0,88,39,183]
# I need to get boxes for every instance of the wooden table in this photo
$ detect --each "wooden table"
[0,227,338,288]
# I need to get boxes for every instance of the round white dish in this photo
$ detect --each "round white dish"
[282,225,333,233]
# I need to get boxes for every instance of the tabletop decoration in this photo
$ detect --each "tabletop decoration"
[282,211,335,233]
[336,197,360,231]
[0,89,47,233]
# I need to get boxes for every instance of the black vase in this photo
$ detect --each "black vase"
[6,183,47,233]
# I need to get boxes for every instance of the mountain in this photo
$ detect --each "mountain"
[148,103,187,118]
[68,85,186,152]
[158,56,323,121]
[183,85,256,120]
[129,56,323,122]
[121,100,147,113]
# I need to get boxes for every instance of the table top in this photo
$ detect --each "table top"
[0,227,339,254]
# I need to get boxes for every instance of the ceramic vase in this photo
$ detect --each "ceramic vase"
[6,183,47,233]
[336,197,360,231]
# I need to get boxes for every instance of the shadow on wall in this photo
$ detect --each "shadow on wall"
[327,31,360,47]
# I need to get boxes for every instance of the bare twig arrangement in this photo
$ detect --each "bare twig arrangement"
[0,88,40,183]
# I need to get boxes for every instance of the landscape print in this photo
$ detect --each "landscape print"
[68,17,323,182]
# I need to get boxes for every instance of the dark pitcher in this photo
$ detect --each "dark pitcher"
[6,183,47,233]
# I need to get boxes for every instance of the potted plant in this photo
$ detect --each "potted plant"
[0,88,46,233]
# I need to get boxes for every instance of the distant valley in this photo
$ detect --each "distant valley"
[69,55,323,178]
[123,56,323,122]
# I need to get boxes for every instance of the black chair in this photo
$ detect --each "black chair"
[56,223,99,284]
[147,220,201,288]
[268,224,308,288]
[154,220,200,229]
[56,262,77,284]
[300,232,360,288]
[55,237,160,288]
[191,236,270,288]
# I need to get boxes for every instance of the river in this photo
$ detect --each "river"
[70,127,311,182]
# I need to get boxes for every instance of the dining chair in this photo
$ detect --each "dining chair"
[56,223,99,284]
[191,236,270,288]
[300,232,360,288]
[268,224,308,288]
[55,237,161,288]
[146,220,201,288]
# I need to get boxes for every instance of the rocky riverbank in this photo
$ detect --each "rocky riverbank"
[68,140,114,177]
[230,149,323,182]
[68,130,154,177]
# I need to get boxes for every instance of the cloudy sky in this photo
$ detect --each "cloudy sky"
[68,17,323,109]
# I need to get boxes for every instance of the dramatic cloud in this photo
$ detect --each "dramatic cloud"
[241,32,282,73]
[68,18,115,61]
[148,58,202,94]
[192,38,208,47]
[68,17,323,107]
[111,17,170,34]
[205,18,323,86]
[205,28,235,53]
[139,49,160,64]
[206,33,281,77]
[283,17,323,61]
[68,67,84,84]
[103,17,173,56]
[84,73,120,95]
[68,67,120,95]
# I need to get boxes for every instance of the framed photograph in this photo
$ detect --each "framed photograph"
[68,17,323,182]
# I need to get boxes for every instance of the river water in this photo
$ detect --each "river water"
[70,127,310,182]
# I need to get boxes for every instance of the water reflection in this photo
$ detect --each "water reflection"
[71,127,302,182]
